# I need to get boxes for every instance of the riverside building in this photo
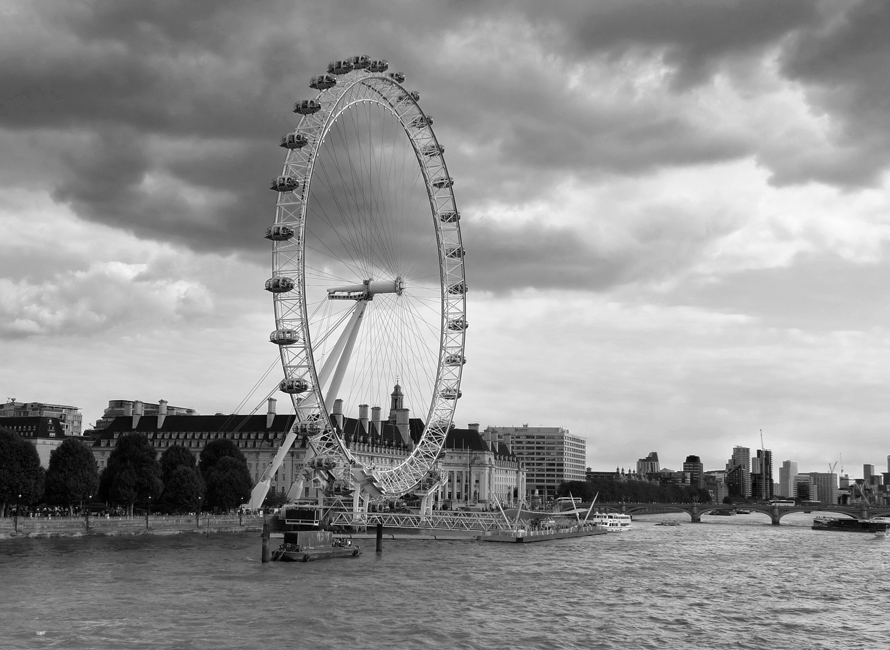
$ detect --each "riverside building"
[483,425,586,503]
[89,387,525,507]
[1,399,83,437]
[0,415,74,467]
[94,399,199,430]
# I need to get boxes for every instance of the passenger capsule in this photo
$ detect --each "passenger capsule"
[348,55,371,69]
[368,59,389,73]
[388,72,406,83]
[293,99,321,115]
[439,211,460,223]
[444,353,466,366]
[445,246,465,259]
[408,115,433,128]
[269,329,300,345]
[420,144,445,157]
[279,132,309,149]
[432,177,454,189]
[279,378,310,394]
[447,282,467,295]
[310,74,337,90]
[270,176,300,192]
[308,456,336,469]
[440,387,462,400]
[446,316,468,331]
[296,421,322,436]
[265,224,295,241]
[265,277,295,293]
[327,60,354,75]
[398,91,421,102]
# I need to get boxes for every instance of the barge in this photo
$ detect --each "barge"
[272,530,360,562]
[812,516,890,533]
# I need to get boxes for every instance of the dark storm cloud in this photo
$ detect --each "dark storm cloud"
[555,0,819,89]
[2,0,885,288]
[778,0,890,187]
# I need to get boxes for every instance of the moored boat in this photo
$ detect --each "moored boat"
[271,530,361,562]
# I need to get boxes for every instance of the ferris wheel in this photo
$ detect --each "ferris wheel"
[252,56,467,505]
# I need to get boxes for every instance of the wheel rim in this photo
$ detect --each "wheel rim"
[268,62,467,496]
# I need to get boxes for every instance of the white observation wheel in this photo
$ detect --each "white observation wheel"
[253,57,467,504]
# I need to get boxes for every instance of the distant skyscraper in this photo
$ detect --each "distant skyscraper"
[793,475,818,502]
[636,452,660,476]
[806,473,838,505]
[864,464,875,483]
[683,455,704,488]
[779,460,798,498]
[751,449,773,500]
[727,446,751,497]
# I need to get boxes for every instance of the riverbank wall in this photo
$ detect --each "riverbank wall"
[0,514,264,540]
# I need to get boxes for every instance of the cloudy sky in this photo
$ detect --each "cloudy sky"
[3,0,890,477]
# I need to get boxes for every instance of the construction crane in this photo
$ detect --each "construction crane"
[828,461,838,475]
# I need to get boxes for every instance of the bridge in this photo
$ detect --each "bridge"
[590,502,890,525]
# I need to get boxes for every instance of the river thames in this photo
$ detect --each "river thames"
[1,512,886,649]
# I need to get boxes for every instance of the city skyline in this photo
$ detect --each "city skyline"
[4,2,890,473]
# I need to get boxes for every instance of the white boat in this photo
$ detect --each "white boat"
[591,512,632,532]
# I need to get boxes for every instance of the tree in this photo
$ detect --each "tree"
[44,438,100,514]
[159,445,202,512]
[160,445,196,484]
[98,433,163,515]
[204,455,252,512]
[199,439,252,512]
[0,429,43,516]
[164,465,204,513]
[198,439,244,476]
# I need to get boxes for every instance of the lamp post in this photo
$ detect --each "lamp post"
[146,495,151,529]
[14,493,21,533]
[196,496,202,528]
[86,494,92,531]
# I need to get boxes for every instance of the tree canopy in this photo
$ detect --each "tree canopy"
[0,429,44,515]
[557,478,712,504]
[164,465,205,513]
[160,444,197,484]
[198,439,243,476]
[98,433,163,515]
[159,444,203,512]
[200,441,251,512]
[44,437,100,514]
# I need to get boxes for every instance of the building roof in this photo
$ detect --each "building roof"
[0,416,68,439]
[336,415,422,448]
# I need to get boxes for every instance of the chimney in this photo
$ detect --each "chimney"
[502,431,512,453]
[266,397,277,429]
[123,402,133,417]
[333,398,344,430]
[359,404,369,437]
[371,406,382,441]
[469,422,480,432]
[483,427,494,449]
[132,400,143,429]
[396,408,412,448]
[157,399,168,429]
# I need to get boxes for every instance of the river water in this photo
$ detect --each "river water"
[0,512,886,650]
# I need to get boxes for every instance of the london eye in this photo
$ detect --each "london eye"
[249,56,467,508]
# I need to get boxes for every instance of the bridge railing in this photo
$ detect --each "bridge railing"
[328,511,524,532]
